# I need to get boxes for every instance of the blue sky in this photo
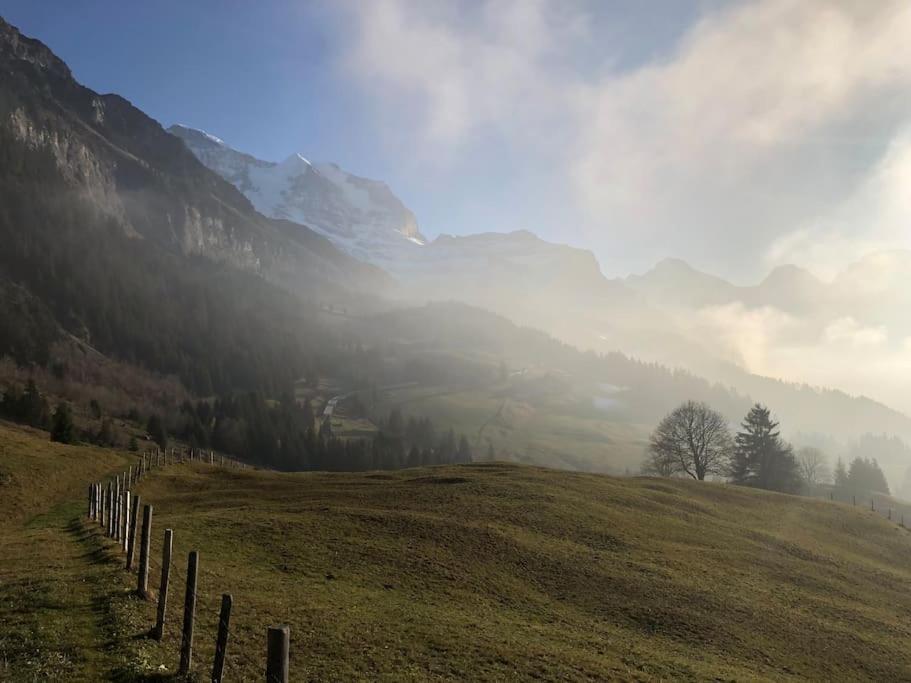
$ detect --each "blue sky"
[0,1,709,266]
[3,1,910,281]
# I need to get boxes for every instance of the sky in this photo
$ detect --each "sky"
[3,0,911,282]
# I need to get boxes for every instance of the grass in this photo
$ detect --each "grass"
[4,419,911,680]
[0,420,140,681]
[372,384,648,474]
[127,462,911,681]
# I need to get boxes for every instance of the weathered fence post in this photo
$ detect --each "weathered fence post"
[137,504,153,597]
[853,495,856,506]
[127,495,141,570]
[122,491,131,552]
[113,481,121,542]
[889,508,892,521]
[267,625,290,683]
[211,593,233,683]
[153,528,173,640]
[99,483,105,526]
[872,499,875,512]
[179,551,199,676]
[108,484,115,537]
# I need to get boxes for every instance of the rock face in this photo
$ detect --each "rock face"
[169,124,425,265]
[0,16,386,295]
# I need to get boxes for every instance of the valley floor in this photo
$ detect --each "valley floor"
[2,420,911,680]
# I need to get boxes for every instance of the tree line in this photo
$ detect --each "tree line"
[643,400,890,498]
[170,395,473,472]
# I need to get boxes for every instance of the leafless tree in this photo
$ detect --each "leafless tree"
[647,401,732,480]
[796,447,830,491]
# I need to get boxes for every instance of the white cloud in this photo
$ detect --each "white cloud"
[335,0,911,279]
[822,317,887,348]
[767,125,911,278]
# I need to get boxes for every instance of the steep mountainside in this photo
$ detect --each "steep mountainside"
[0,17,385,393]
[0,18,386,294]
[169,124,425,264]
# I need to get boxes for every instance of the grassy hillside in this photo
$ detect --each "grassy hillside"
[370,382,648,474]
[133,465,911,680]
[4,420,911,680]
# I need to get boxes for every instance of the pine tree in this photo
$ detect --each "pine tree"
[147,414,168,451]
[833,457,849,490]
[731,404,801,493]
[50,402,75,444]
[456,435,472,464]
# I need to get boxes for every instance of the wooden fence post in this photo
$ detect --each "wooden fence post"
[153,528,173,640]
[266,625,290,683]
[108,484,115,537]
[211,593,233,683]
[113,482,121,542]
[137,504,153,597]
[179,551,199,676]
[99,483,105,526]
[872,499,875,512]
[127,495,141,570]
[122,491,131,552]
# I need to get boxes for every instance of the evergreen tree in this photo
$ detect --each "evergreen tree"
[846,457,890,496]
[456,435,473,464]
[95,418,115,447]
[833,457,849,490]
[147,414,168,451]
[50,402,75,444]
[731,404,801,493]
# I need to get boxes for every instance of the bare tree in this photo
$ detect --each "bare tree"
[641,448,677,477]
[796,447,830,492]
[647,401,732,480]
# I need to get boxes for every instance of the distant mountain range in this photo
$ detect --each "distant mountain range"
[3,15,911,486]
[174,124,911,419]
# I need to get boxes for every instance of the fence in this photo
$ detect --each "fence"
[87,446,289,682]
[819,488,911,528]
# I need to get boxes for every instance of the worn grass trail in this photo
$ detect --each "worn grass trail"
[0,502,119,680]
[0,421,141,681]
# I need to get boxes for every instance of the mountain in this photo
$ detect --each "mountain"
[172,126,911,423]
[0,16,386,394]
[169,124,425,265]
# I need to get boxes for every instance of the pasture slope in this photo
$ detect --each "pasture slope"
[2,419,911,680]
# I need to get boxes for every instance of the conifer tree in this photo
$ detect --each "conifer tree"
[50,402,75,444]
[731,404,801,493]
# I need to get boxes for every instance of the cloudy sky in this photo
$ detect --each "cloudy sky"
[4,0,911,281]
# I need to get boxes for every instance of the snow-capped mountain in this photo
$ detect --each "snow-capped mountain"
[168,124,425,264]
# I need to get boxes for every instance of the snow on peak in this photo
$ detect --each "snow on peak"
[169,124,427,263]
[280,152,312,168]
[171,124,225,147]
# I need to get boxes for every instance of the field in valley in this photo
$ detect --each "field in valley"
[3,420,911,680]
